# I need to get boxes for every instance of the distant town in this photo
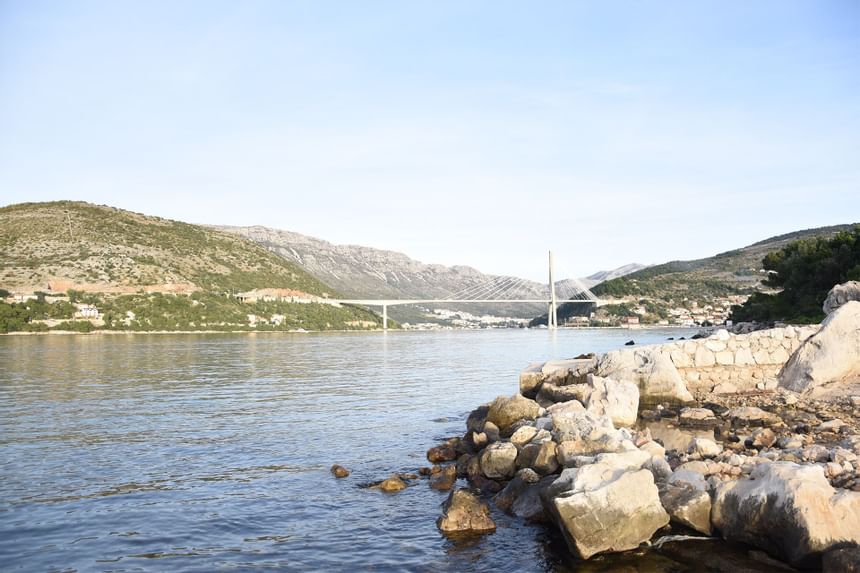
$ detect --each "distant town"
[3,286,748,332]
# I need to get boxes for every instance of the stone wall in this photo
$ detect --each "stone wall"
[662,326,819,396]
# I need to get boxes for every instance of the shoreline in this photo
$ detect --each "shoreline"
[0,324,698,337]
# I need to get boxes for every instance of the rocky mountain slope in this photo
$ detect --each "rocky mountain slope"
[581,263,650,289]
[217,225,647,321]
[0,201,334,295]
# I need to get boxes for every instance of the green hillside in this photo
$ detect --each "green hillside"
[0,201,333,294]
[591,224,857,303]
[0,201,387,332]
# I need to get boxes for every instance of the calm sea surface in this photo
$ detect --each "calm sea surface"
[0,328,699,572]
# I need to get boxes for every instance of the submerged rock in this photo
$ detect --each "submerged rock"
[437,488,496,534]
[429,464,457,491]
[712,462,860,566]
[330,464,350,478]
[379,476,407,492]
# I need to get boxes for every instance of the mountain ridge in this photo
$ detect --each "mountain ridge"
[216,224,646,320]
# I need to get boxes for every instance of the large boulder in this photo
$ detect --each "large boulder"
[553,411,626,460]
[437,488,496,534]
[479,442,518,480]
[596,346,693,404]
[779,301,860,394]
[542,465,670,559]
[712,462,860,567]
[585,375,639,427]
[658,481,712,535]
[486,394,541,433]
[823,281,860,315]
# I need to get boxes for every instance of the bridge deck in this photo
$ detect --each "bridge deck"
[330,299,602,306]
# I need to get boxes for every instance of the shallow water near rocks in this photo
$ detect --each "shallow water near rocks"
[1,328,775,572]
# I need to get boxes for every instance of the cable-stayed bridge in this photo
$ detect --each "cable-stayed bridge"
[327,252,605,329]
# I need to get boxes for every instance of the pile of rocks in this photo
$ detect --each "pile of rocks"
[425,289,860,568]
[428,382,860,567]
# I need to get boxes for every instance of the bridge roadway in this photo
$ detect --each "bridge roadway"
[329,299,600,305]
[324,298,605,330]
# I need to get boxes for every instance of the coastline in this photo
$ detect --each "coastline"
[0,324,697,337]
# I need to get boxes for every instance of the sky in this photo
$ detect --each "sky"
[1,1,858,281]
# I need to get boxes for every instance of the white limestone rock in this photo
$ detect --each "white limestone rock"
[584,375,640,428]
[779,301,860,395]
[543,467,670,560]
[712,462,860,567]
[596,346,693,404]
[823,281,860,315]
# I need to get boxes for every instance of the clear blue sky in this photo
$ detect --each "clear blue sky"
[1,1,858,281]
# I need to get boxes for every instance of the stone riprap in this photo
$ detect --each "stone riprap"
[427,382,860,565]
[423,303,860,566]
[520,326,820,402]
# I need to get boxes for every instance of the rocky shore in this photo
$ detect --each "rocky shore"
[421,287,860,570]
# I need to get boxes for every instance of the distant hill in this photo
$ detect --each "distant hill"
[216,225,549,319]
[0,202,388,332]
[217,226,649,322]
[580,263,650,289]
[591,224,858,303]
[0,201,334,295]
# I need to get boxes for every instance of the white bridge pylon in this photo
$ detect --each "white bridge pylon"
[328,251,602,330]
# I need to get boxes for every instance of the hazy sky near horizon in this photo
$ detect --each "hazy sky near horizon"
[1,1,858,281]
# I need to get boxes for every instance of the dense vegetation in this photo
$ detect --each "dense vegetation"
[0,201,400,332]
[730,226,860,324]
[0,291,388,333]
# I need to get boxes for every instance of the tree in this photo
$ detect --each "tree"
[730,226,860,323]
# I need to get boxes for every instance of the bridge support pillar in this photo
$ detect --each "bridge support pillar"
[382,304,388,331]
[549,250,558,330]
